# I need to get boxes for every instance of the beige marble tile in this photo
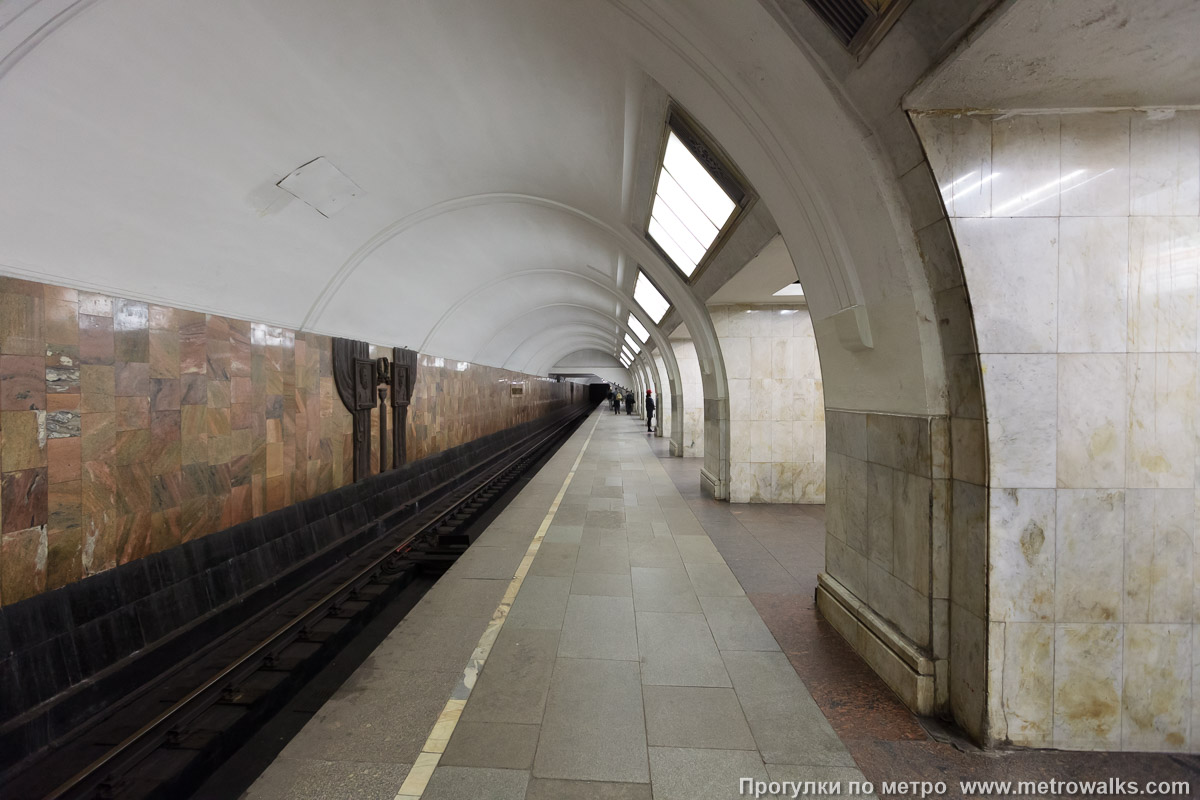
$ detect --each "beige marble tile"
[1124,489,1193,624]
[723,338,751,380]
[729,419,751,463]
[1054,623,1123,749]
[1057,217,1128,354]
[992,115,1061,218]
[1126,352,1195,489]
[999,622,1054,747]
[990,489,1055,622]
[980,354,1057,488]
[1122,624,1191,751]
[1057,354,1127,488]
[1055,489,1124,623]
[1060,112,1131,217]
[1130,111,1200,217]
[1127,217,1200,354]
[957,218,1058,354]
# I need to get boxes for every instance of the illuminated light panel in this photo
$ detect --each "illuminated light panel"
[627,314,650,343]
[773,281,806,297]
[647,132,736,276]
[624,333,641,354]
[634,271,670,323]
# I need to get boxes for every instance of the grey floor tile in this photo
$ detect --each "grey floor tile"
[574,546,631,575]
[245,757,411,800]
[529,542,579,577]
[570,571,633,597]
[630,566,702,613]
[525,777,652,799]
[700,595,782,652]
[648,747,767,800]
[279,668,459,763]
[643,685,757,750]
[723,557,805,594]
[722,651,856,767]
[423,766,529,800]
[674,536,726,564]
[533,658,649,782]
[628,539,683,568]
[764,765,878,799]
[506,575,571,631]
[412,577,510,619]
[558,594,639,660]
[586,509,627,528]
[447,545,526,580]
[635,612,730,687]
[461,628,560,725]
[368,614,487,672]
[544,524,583,544]
[685,562,746,597]
[554,505,588,526]
[440,721,541,769]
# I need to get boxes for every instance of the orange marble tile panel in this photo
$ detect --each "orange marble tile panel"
[208,435,232,467]
[180,374,206,405]
[265,442,283,478]
[0,354,45,411]
[115,463,151,516]
[78,314,114,365]
[151,378,181,411]
[149,328,180,379]
[47,437,82,485]
[115,511,152,564]
[208,380,230,409]
[45,521,83,591]
[114,361,149,397]
[149,304,177,331]
[80,364,115,412]
[113,300,149,363]
[1,411,46,472]
[48,394,81,412]
[230,376,252,405]
[80,412,116,462]
[45,299,79,346]
[266,474,284,512]
[116,396,150,431]
[48,479,81,538]
[113,429,150,466]
[150,507,182,552]
[0,292,45,357]
[1,526,47,604]
[179,312,206,375]
[2,467,48,533]
[43,284,78,303]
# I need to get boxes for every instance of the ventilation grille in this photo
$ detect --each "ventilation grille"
[802,0,911,57]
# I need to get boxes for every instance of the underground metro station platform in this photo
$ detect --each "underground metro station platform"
[2,1,1200,798]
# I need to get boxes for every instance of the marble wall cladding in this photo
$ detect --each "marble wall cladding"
[0,278,576,606]
[825,408,948,650]
[710,305,825,504]
[670,338,705,458]
[915,109,1200,751]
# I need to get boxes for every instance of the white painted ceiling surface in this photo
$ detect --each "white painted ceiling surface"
[706,235,805,306]
[908,0,1200,110]
[0,0,949,408]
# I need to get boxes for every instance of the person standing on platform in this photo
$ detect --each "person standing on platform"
[624,391,635,415]
[645,390,655,433]
[613,390,622,414]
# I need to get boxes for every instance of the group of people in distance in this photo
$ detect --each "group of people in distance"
[608,386,655,433]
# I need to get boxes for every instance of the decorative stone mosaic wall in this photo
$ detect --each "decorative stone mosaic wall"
[0,278,577,606]
[915,109,1200,752]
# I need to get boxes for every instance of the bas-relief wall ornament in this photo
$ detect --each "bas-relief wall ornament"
[332,337,418,481]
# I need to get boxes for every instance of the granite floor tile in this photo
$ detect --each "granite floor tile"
[674,535,725,564]
[410,576,509,619]
[630,566,701,613]
[628,539,683,568]
[574,546,630,575]
[439,721,540,769]
[446,544,526,580]
[367,614,488,673]
[543,524,583,544]
[505,575,572,631]
[529,542,579,577]
[461,628,560,725]
[423,766,529,800]
[685,561,746,597]
[764,765,878,800]
[558,594,638,661]
[570,571,632,597]
[722,651,856,767]
[243,757,411,800]
[700,595,782,652]
[636,611,730,687]
[643,685,757,750]
[524,777,652,800]
[533,658,649,783]
[647,747,767,800]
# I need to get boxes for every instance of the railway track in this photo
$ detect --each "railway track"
[5,406,591,800]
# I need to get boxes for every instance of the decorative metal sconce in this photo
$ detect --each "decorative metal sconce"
[333,338,419,482]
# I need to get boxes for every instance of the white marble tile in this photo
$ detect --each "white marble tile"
[796,461,825,503]
[750,337,772,378]
[729,419,751,463]
[1122,624,1191,751]
[791,421,816,464]
[1057,354,1127,488]
[979,354,1057,488]
[1130,111,1200,217]
[1127,217,1199,354]
[1060,112,1131,217]
[1124,489,1193,624]
[729,461,753,504]
[728,379,751,422]
[1054,623,1123,749]
[989,489,1056,622]
[770,462,796,504]
[1000,622,1054,747]
[722,338,751,380]
[750,378,773,421]
[1057,217,1128,354]
[915,113,994,218]
[992,115,1061,218]
[772,378,795,422]
[1126,352,1196,489]
[749,420,771,463]
[771,337,792,379]
[956,218,1058,354]
[1055,489,1124,623]
[770,420,792,463]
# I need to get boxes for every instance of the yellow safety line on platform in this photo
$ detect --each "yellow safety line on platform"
[393,410,603,800]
